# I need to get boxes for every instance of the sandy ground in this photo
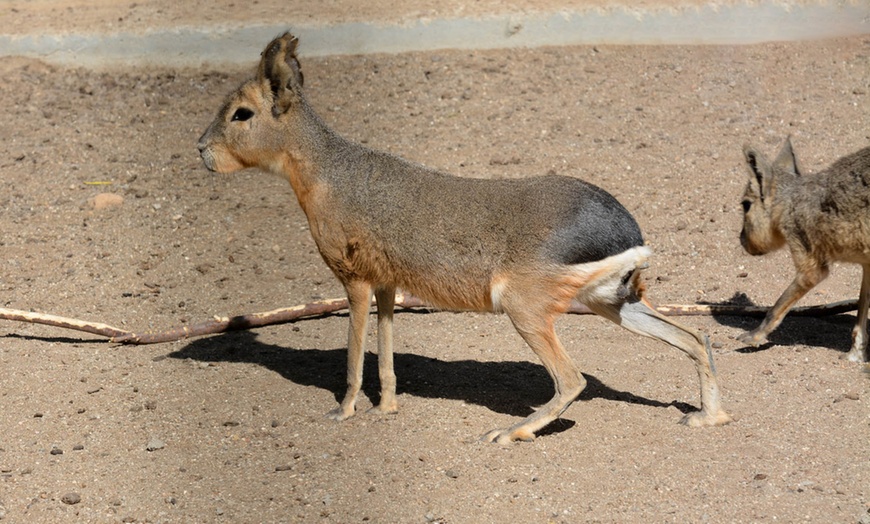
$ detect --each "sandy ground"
[0,3,868,523]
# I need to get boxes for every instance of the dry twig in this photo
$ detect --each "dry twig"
[0,307,129,339]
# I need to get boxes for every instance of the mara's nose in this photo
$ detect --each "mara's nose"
[196,129,211,153]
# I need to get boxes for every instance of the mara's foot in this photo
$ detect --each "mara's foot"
[842,347,869,363]
[367,402,399,416]
[325,405,355,421]
[481,427,536,445]
[679,409,733,427]
[736,330,768,347]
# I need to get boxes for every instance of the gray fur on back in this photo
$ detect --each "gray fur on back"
[325,141,644,274]
[783,146,870,262]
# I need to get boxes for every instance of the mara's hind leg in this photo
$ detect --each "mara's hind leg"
[847,265,870,363]
[482,304,586,445]
[326,280,373,421]
[587,295,732,427]
[369,286,400,413]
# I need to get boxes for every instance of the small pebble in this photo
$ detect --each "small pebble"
[90,192,124,210]
[146,438,165,452]
[834,392,860,403]
[61,493,81,505]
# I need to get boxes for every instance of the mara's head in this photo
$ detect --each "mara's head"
[738,137,800,256]
[197,32,306,174]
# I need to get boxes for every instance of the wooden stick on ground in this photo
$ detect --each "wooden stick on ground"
[652,299,859,318]
[0,307,130,340]
[0,296,859,346]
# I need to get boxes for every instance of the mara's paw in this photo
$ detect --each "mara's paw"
[366,402,399,416]
[679,409,733,427]
[842,348,869,363]
[481,427,536,445]
[325,406,355,422]
[736,330,767,347]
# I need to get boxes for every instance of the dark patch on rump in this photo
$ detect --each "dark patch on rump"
[542,181,644,266]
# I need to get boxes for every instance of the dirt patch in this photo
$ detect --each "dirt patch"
[0,35,867,523]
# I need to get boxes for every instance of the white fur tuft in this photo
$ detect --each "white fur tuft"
[573,246,651,306]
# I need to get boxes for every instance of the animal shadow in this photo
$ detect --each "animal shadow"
[4,333,107,345]
[708,292,855,355]
[168,329,696,421]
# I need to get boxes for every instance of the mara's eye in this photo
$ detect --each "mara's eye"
[741,200,752,213]
[231,108,254,122]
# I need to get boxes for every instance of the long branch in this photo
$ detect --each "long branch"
[0,296,858,346]
[0,308,130,339]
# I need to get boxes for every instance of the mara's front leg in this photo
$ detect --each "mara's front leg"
[738,265,828,347]
[369,286,399,414]
[847,264,870,362]
[326,280,373,421]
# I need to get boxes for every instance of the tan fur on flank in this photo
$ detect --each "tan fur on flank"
[197,32,731,443]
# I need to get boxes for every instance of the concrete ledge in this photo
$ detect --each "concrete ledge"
[1,2,868,67]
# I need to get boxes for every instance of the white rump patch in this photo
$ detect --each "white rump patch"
[573,246,651,306]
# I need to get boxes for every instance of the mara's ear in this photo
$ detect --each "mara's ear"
[743,143,772,200]
[257,32,305,116]
[773,135,802,176]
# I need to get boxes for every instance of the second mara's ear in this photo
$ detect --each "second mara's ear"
[743,143,772,200]
[257,32,305,115]
[773,135,802,176]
